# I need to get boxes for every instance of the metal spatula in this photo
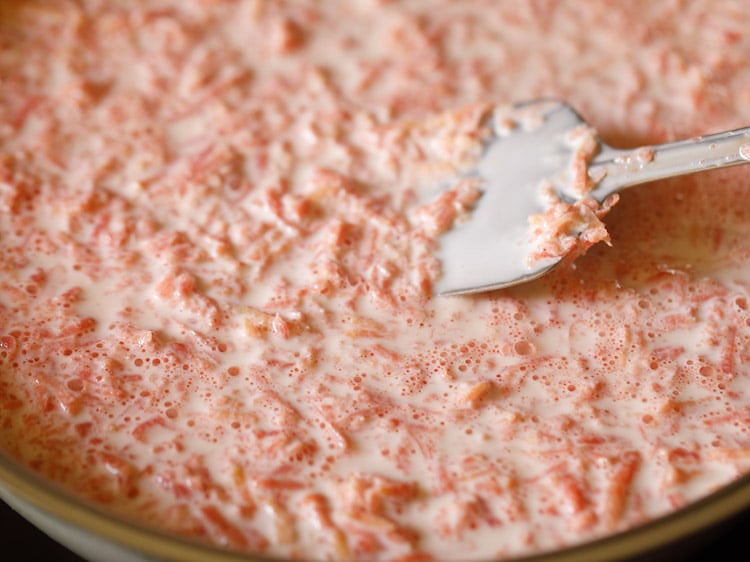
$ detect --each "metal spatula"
[436,100,750,296]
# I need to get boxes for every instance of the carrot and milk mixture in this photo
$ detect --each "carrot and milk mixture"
[2,1,750,560]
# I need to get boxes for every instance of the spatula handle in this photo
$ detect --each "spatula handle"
[588,126,750,201]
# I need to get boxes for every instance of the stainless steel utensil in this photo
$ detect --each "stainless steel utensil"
[436,100,750,296]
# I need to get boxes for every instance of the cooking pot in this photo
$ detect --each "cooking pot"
[3,448,750,561]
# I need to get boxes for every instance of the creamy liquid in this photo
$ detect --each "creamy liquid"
[2,2,750,561]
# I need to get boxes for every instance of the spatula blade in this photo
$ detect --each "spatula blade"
[435,100,586,296]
